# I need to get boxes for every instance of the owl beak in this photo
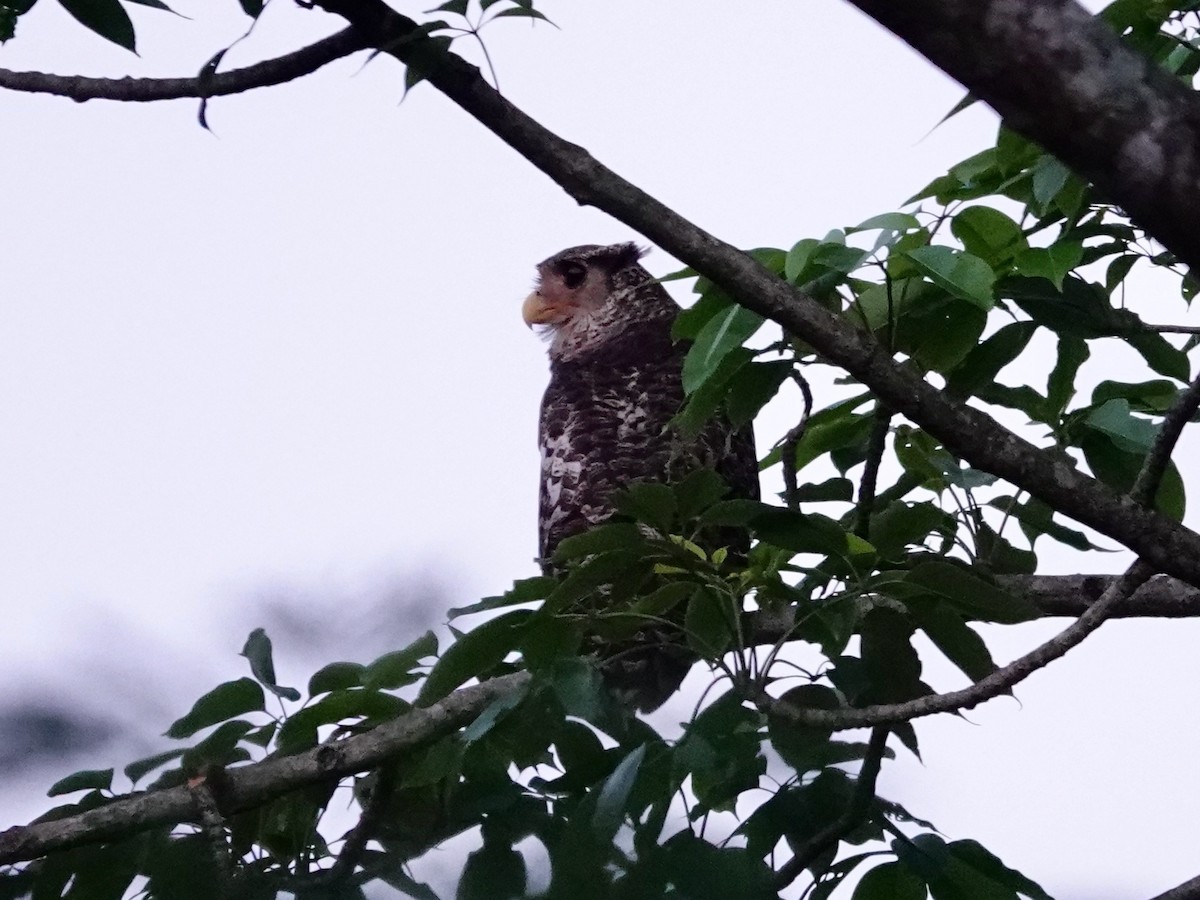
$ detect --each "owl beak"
[522,291,564,327]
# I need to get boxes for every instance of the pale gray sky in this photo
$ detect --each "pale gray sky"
[2,2,1196,898]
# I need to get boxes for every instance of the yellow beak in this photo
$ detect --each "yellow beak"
[522,292,561,327]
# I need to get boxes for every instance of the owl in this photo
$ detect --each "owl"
[524,242,759,710]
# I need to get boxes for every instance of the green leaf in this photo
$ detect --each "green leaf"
[182,719,255,771]
[682,303,764,394]
[58,0,135,50]
[452,575,556,618]
[1002,275,1119,338]
[949,206,1025,265]
[552,520,648,564]
[615,483,677,533]
[906,561,1039,624]
[593,744,646,842]
[1085,399,1155,452]
[907,599,997,682]
[785,238,820,283]
[632,581,695,618]
[47,768,113,797]
[852,862,927,900]
[849,212,920,234]
[546,549,646,610]
[725,360,793,428]
[1092,378,1178,415]
[461,685,529,745]
[365,630,438,689]
[1128,329,1190,380]
[861,607,925,703]
[751,509,850,556]
[1031,156,1071,210]
[947,321,1038,398]
[1013,242,1084,290]
[166,678,264,739]
[869,501,953,558]
[792,477,854,503]
[519,615,581,670]
[489,5,552,22]
[241,628,301,702]
[988,496,1096,551]
[684,585,734,658]
[276,689,408,751]
[673,468,731,520]
[1078,427,1186,521]
[124,749,185,785]
[308,661,366,696]
[945,839,1053,900]
[767,685,840,775]
[674,288,733,340]
[905,246,995,310]
[1045,336,1089,421]
[417,609,533,705]
[458,843,527,900]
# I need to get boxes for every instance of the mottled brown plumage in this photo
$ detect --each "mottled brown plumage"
[524,242,758,710]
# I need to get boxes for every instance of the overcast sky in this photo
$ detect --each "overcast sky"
[2,1,1197,897]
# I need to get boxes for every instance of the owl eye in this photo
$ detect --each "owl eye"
[562,263,587,289]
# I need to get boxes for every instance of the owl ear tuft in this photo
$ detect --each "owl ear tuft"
[605,241,648,271]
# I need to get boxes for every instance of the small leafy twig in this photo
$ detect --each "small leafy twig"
[320,764,399,887]
[780,370,815,510]
[771,725,889,891]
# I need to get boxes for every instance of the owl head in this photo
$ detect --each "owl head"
[522,242,678,360]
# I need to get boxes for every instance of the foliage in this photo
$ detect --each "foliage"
[3,0,1200,897]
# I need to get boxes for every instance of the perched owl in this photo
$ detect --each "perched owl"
[523,242,759,711]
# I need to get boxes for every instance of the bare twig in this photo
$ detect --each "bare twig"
[187,776,237,893]
[321,764,399,887]
[0,671,529,866]
[1142,323,1200,335]
[853,405,892,538]
[1132,375,1200,505]
[0,28,368,102]
[772,725,889,891]
[769,560,1154,730]
[780,370,814,510]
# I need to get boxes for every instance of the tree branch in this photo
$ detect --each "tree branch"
[1149,873,1200,900]
[844,0,1200,277]
[1005,573,1200,618]
[0,671,529,866]
[0,28,368,101]
[1132,375,1200,504]
[305,0,1200,594]
[772,725,889,891]
[770,559,1154,730]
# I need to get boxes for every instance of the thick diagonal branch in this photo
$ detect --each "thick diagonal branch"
[844,0,1200,277]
